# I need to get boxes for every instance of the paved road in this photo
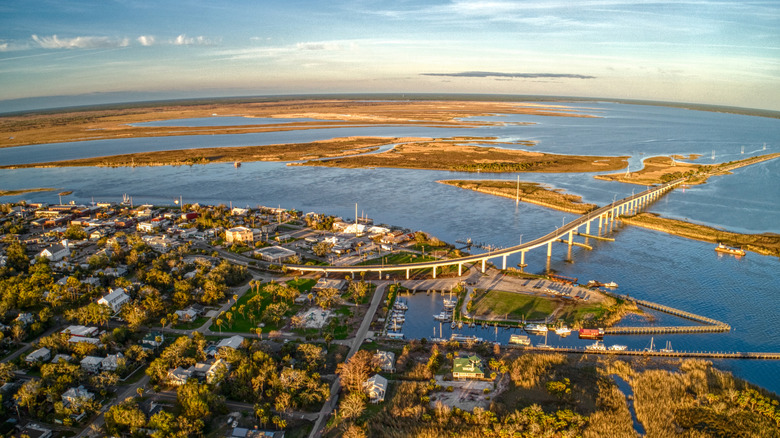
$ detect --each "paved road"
[308,282,387,438]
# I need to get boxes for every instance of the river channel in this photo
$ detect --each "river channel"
[1,102,778,393]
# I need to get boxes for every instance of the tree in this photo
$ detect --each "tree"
[337,350,375,394]
[339,391,366,419]
[297,344,324,371]
[64,224,87,240]
[348,280,369,303]
[104,397,147,436]
[315,287,339,309]
[5,241,29,273]
[177,380,224,421]
[312,241,333,257]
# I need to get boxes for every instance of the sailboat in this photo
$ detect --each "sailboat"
[660,341,674,353]
[537,330,553,349]
[644,337,655,352]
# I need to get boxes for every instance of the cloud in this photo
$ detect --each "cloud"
[295,41,344,51]
[422,71,596,79]
[171,34,214,46]
[31,34,130,49]
[137,35,156,46]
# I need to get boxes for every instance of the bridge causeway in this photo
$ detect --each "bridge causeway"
[288,178,686,278]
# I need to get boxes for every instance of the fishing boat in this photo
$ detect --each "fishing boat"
[524,323,548,334]
[433,312,450,322]
[714,243,746,256]
[578,328,605,339]
[509,334,531,345]
[586,341,607,351]
[555,324,572,336]
[608,344,628,351]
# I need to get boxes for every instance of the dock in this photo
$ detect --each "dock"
[507,345,780,360]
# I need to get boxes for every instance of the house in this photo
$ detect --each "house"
[216,335,245,351]
[225,226,253,244]
[364,374,388,403]
[142,331,165,349]
[80,356,104,373]
[15,423,53,438]
[25,347,51,364]
[167,366,194,386]
[374,350,396,373]
[52,354,73,363]
[69,336,101,345]
[228,428,285,438]
[452,354,485,380]
[231,207,249,216]
[312,278,346,292]
[136,221,158,233]
[38,243,70,261]
[61,325,99,337]
[61,385,94,407]
[174,307,199,322]
[97,287,131,313]
[101,353,124,372]
[15,312,35,326]
[254,245,297,263]
[193,359,229,384]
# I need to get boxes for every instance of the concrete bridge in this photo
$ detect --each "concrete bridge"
[288,178,686,279]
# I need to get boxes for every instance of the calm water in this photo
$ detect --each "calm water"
[130,116,325,127]
[2,102,778,393]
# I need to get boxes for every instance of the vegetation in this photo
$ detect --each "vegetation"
[469,290,556,321]
[439,179,598,214]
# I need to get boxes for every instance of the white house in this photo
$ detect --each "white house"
[167,366,194,386]
[193,359,229,384]
[213,335,244,354]
[38,243,70,261]
[174,307,199,322]
[80,356,103,373]
[374,350,396,373]
[253,245,297,263]
[62,385,94,407]
[98,288,131,313]
[25,347,51,364]
[364,374,388,403]
[142,331,164,349]
[101,352,124,372]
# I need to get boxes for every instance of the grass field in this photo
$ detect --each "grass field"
[357,251,434,265]
[471,290,556,321]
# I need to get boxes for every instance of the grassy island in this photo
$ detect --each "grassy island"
[595,152,780,186]
[300,139,628,174]
[622,212,780,257]
[0,99,597,148]
[0,187,56,197]
[438,179,598,214]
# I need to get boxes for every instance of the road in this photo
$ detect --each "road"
[308,282,387,438]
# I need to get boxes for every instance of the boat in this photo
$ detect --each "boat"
[524,323,548,334]
[644,337,655,352]
[603,282,618,288]
[714,243,746,256]
[450,334,483,343]
[393,301,408,311]
[608,344,628,351]
[660,341,674,353]
[555,325,571,336]
[234,161,241,168]
[433,312,450,322]
[386,332,404,340]
[586,341,607,351]
[578,328,605,339]
[509,334,531,345]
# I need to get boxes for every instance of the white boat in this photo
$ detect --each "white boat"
[555,325,571,336]
[586,341,607,351]
[450,334,483,343]
[660,341,674,353]
[509,334,531,345]
[393,301,408,311]
[524,323,548,334]
[603,282,618,288]
[608,344,628,351]
[386,332,404,339]
[433,312,450,322]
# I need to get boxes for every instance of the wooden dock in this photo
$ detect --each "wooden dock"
[508,345,780,360]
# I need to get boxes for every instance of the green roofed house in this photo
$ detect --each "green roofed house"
[452,354,484,380]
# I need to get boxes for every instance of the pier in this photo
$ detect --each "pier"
[506,345,780,360]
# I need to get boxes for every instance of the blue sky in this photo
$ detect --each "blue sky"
[1,0,778,111]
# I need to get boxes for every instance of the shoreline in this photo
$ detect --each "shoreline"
[437,179,597,214]
[595,152,780,186]
[0,99,597,149]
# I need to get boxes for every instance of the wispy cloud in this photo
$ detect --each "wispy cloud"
[422,71,596,79]
[32,34,130,49]
[137,35,155,46]
[171,34,214,46]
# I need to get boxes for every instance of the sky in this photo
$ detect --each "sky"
[1,0,779,111]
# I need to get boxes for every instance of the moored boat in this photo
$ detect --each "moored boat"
[525,323,548,334]
[555,325,571,336]
[714,243,746,256]
[578,328,605,339]
[586,341,607,351]
[608,344,627,351]
[603,281,618,288]
[433,312,450,322]
[509,334,531,345]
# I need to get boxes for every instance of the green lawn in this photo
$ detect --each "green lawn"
[358,251,434,265]
[209,279,310,333]
[471,290,556,321]
[173,316,208,330]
